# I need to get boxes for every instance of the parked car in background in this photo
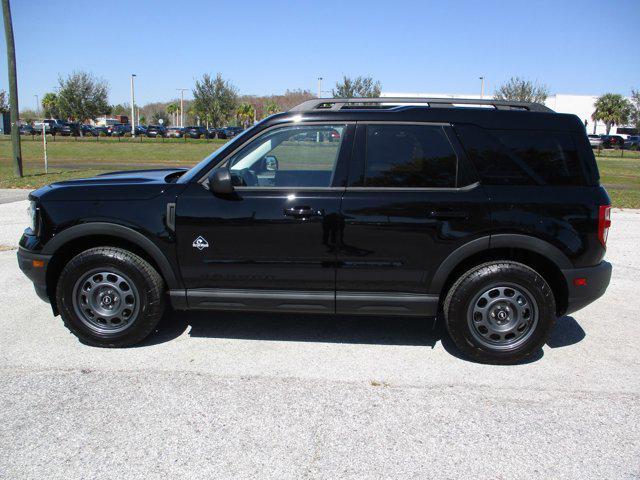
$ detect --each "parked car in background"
[91,126,109,137]
[33,119,65,135]
[588,134,602,148]
[19,124,34,135]
[109,124,131,137]
[223,126,243,137]
[164,127,185,138]
[135,125,147,136]
[184,126,208,139]
[624,135,639,150]
[145,125,166,138]
[600,135,625,149]
[59,122,80,137]
[209,128,226,139]
[80,124,94,136]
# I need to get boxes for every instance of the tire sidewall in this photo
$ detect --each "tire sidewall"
[446,262,556,363]
[57,249,162,345]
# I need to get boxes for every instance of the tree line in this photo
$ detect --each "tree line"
[494,76,639,134]
[12,73,384,131]
[6,74,638,135]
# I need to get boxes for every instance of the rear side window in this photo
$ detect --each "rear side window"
[494,130,583,185]
[364,124,459,188]
[454,125,586,186]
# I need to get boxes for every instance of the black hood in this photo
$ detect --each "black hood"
[30,168,188,202]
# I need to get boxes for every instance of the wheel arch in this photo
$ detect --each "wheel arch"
[431,234,571,316]
[43,223,180,314]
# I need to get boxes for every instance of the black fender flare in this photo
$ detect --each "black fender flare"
[42,222,180,289]
[428,234,572,294]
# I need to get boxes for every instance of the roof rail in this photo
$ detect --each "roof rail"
[289,97,553,113]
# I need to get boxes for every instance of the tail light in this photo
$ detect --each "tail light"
[598,205,611,247]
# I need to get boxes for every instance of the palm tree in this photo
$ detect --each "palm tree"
[187,104,199,126]
[264,99,281,117]
[592,93,632,134]
[41,92,58,119]
[166,103,179,126]
[236,102,255,129]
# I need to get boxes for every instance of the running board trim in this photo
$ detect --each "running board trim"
[171,289,439,317]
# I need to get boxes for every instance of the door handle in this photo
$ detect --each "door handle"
[283,206,321,218]
[428,210,469,220]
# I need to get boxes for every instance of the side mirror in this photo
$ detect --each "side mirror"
[209,168,234,194]
[265,155,279,171]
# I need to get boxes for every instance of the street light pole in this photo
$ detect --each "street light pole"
[317,77,323,98]
[479,76,485,99]
[34,94,39,115]
[130,74,136,136]
[177,89,188,127]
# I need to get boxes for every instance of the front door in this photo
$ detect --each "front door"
[175,123,354,312]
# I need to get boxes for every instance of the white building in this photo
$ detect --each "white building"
[382,92,634,136]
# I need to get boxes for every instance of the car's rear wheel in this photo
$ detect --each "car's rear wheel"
[56,247,165,347]
[443,261,556,364]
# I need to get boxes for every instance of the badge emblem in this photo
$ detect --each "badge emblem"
[192,236,209,251]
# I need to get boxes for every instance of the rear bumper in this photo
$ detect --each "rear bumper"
[17,247,52,304]
[561,261,612,315]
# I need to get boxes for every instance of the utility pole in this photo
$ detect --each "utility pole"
[2,0,22,177]
[317,77,323,98]
[479,76,485,99]
[177,88,188,127]
[130,74,136,136]
[34,94,39,115]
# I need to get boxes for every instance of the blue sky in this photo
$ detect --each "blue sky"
[1,0,639,110]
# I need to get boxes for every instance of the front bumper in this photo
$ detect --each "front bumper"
[17,247,52,304]
[561,261,612,315]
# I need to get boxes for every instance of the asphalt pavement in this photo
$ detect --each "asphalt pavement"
[0,191,638,479]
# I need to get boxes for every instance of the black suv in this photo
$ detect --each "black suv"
[17,98,612,363]
[184,126,208,139]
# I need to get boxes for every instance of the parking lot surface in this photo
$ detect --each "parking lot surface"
[0,194,638,479]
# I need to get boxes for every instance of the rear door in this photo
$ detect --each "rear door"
[336,122,491,315]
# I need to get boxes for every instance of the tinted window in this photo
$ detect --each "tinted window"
[364,125,458,188]
[493,130,583,185]
[227,124,346,188]
[455,125,585,186]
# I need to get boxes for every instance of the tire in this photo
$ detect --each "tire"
[56,247,165,347]
[443,261,556,364]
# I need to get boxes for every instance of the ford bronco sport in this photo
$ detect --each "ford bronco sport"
[17,97,612,363]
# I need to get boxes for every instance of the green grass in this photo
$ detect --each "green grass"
[595,154,640,208]
[1,136,639,208]
[0,135,227,189]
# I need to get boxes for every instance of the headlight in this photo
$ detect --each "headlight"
[27,200,38,232]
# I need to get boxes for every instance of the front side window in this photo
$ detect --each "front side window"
[364,124,458,188]
[227,124,346,188]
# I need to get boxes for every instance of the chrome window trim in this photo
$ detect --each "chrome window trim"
[356,121,451,126]
[344,181,480,193]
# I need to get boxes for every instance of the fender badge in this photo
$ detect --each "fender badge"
[192,236,209,251]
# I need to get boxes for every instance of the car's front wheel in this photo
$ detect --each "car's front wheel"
[443,261,556,364]
[56,247,165,347]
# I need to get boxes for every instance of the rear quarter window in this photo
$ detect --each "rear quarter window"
[454,124,587,186]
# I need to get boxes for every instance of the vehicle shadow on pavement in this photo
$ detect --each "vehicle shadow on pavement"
[546,316,585,348]
[438,315,585,364]
[142,311,586,362]
[143,310,439,348]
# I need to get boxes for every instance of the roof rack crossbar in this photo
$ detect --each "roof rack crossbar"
[289,97,553,113]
